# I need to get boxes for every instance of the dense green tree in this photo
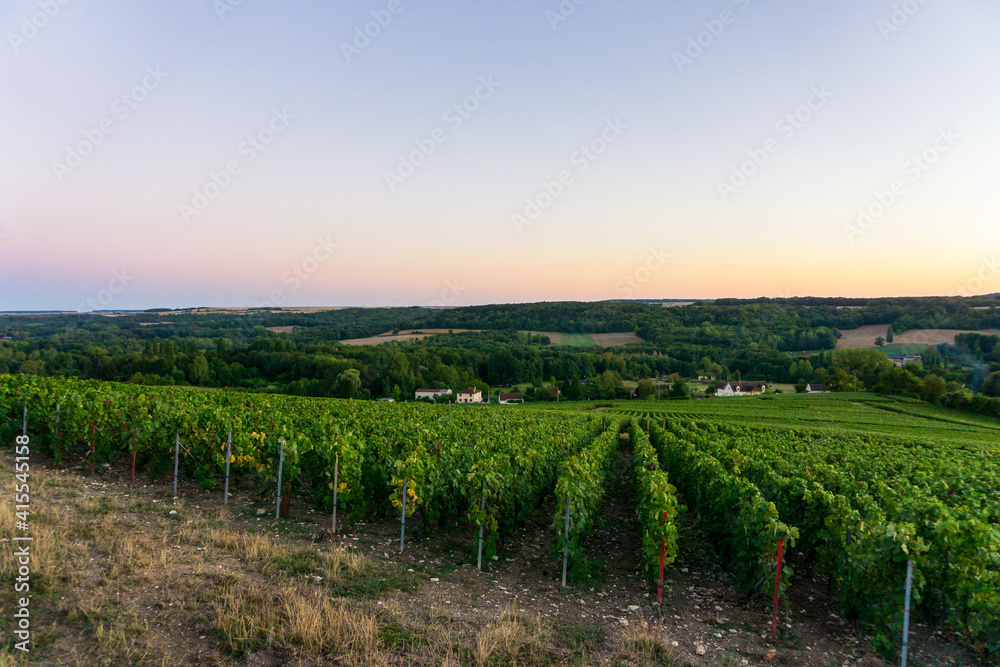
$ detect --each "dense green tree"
[875,367,923,396]
[600,370,622,394]
[835,348,892,388]
[636,378,657,398]
[980,371,1000,398]
[335,369,361,399]
[668,379,689,399]
[789,359,814,381]
[188,355,210,385]
[567,377,582,400]
[921,375,946,404]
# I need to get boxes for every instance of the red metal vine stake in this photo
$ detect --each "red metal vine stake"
[771,538,785,639]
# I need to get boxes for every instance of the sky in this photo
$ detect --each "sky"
[1,1,998,311]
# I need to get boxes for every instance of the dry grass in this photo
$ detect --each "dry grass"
[617,619,683,666]
[0,469,64,584]
[92,616,153,665]
[320,545,372,584]
[214,580,383,658]
[207,526,278,565]
[101,518,170,579]
[474,606,555,666]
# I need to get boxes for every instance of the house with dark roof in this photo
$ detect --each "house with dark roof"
[716,380,768,397]
[414,388,452,401]
[805,383,826,393]
[498,392,524,405]
[887,354,921,368]
[456,387,482,404]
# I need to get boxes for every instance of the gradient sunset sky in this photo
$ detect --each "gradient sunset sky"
[2,1,998,311]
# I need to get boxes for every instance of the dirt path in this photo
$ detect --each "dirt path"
[581,435,645,590]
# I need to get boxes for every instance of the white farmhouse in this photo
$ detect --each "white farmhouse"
[498,392,524,405]
[414,388,452,401]
[715,380,768,397]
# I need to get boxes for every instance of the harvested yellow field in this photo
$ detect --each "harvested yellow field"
[836,326,1000,348]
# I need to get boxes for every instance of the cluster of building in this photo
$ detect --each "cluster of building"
[713,380,825,396]
[410,378,836,403]
[887,353,922,367]
[413,387,485,403]
[413,386,562,404]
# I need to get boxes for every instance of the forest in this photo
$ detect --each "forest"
[1,297,999,407]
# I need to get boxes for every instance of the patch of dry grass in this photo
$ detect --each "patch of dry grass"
[474,605,556,666]
[0,468,65,585]
[617,619,684,666]
[320,545,371,584]
[207,527,278,565]
[92,616,153,665]
[214,580,383,659]
[104,526,170,579]
[0,653,23,667]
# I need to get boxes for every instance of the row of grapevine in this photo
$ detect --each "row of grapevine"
[551,419,621,576]
[0,375,595,550]
[647,422,799,600]
[627,421,678,580]
[663,419,1000,660]
[468,419,602,561]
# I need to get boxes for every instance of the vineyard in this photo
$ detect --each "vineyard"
[2,374,999,663]
[647,418,1000,659]
[558,391,1000,448]
[0,375,609,563]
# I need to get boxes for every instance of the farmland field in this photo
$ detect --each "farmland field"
[339,330,642,347]
[1,375,997,665]
[590,332,643,346]
[339,328,477,345]
[835,325,1000,349]
[526,332,644,347]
